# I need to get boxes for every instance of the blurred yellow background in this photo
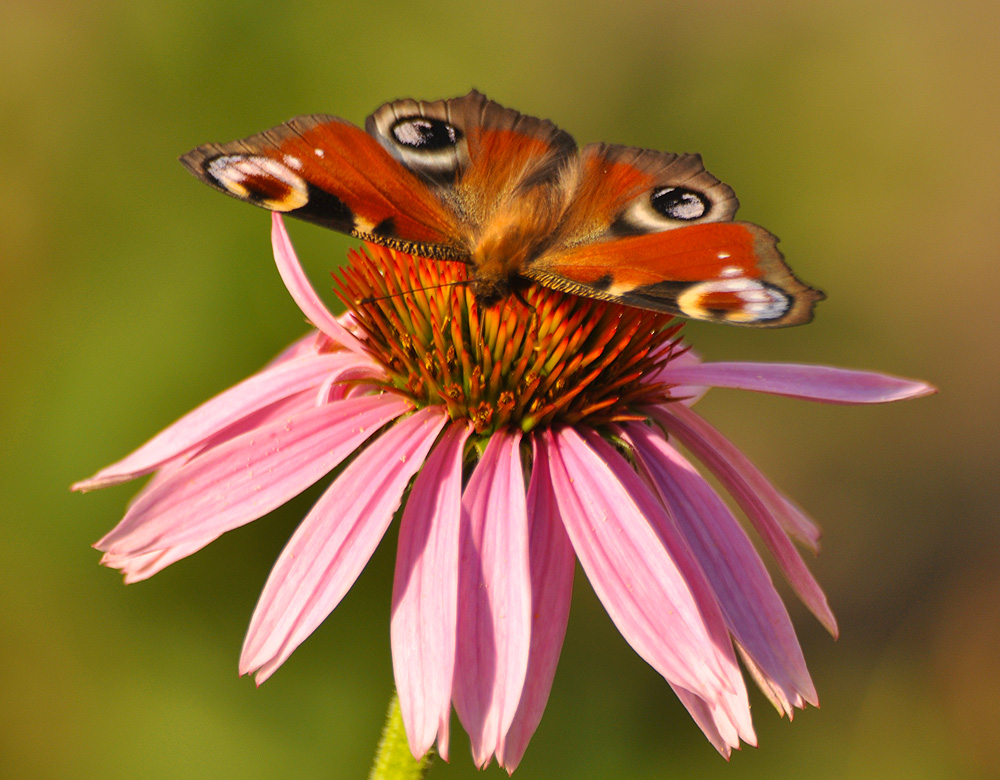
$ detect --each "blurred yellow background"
[2,1,996,778]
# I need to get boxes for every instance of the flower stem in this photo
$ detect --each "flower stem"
[368,691,433,780]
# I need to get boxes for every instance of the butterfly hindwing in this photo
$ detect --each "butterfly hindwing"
[526,221,823,326]
[366,90,577,233]
[551,143,739,247]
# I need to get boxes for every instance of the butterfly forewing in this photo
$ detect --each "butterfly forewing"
[180,115,465,253]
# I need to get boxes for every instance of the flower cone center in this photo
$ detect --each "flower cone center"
[336,244,684,434]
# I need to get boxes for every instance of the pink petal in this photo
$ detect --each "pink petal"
[652,345,710,406]
[541,428,739,705]
[100,540,215,583]
[264,329,332,366]
[242,406,448,682]
[652,404,838,637]
[177,389,344,469]
[579,430,754,745]
[498,435,576,773]
[391,421,472,762]
[622,422,817,713]
[656,396,822,551]
[96,394,411,556]
[670,682,753,758]
[573,427,756,752]
[658,361,936,405]
[453,430,532,769]
[763,491,822,553]
[271,213,368,357]
[97,452,240,579]
[736,644,807,717]
[74,352,379,491]
[96,457,232,581]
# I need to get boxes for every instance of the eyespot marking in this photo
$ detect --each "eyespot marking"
[651,186,709,221]
[391,117,462,150]
[614,182,717,235]
[205,154,309,211]
[377,114,467,179]
[677,277,791,323]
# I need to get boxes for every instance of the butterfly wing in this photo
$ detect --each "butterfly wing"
[366,90,577,233]
[524,144,823,326]
[181,91,578,262]
[181,97,821,326]
[180,113,466,256]
[528,220,823,326]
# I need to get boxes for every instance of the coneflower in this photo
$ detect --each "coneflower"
[74,213,934,771]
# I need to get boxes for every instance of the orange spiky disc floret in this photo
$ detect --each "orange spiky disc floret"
[334,244,685,434]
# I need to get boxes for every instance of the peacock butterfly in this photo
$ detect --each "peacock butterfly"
[180,90,822,326]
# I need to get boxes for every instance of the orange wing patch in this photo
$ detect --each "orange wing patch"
[181,117,462,249]
[526,222,823,326]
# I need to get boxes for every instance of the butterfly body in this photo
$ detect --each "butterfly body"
[181,91,822,326]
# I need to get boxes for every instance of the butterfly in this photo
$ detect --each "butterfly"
[180,90,822,326]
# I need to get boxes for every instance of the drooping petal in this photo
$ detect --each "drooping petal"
[657,361,936,404]
[98,452,239,579]
[670,683,752,758]
[453,430,532,769]
[74,352,379,491]
[541,428,740,706]
[498,435,576,773]
[652,404,838,637]
[622,422,817,713]
[271,213,368,357]
[391,421,472,762]
[579,430,754,747]
[654,398,822,551]
[99,541,214,583]
[242,406,448,682]
[736,643,806,716]
[96,394,411,556]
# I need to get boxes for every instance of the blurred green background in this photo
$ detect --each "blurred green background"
[3,1,996,778]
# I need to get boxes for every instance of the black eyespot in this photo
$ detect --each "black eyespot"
[650,186,709,220]
[391,117,462,150]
